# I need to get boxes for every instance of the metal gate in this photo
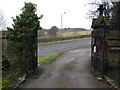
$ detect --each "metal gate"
[91,30,106,77]
[91,4,111,77]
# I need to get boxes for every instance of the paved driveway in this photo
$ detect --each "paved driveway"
[20,46,109,88]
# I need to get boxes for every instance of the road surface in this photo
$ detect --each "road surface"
[20,46,109,88]
[38,39,90,57]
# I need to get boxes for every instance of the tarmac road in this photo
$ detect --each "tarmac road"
[20,46,109,88]
[38,39,90,57]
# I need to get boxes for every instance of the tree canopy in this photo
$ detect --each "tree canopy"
[48,26,59,37]
[6,2,42,40]
[111,2,120,30]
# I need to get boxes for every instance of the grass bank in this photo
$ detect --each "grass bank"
[1,69,21,90]
[38,52,64,64]
[38,37,90,46]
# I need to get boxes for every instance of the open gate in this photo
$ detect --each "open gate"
[91,5,120,88]
[91,29,107,77]
[91,5,110,77]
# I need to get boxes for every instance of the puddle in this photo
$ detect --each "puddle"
[62,63,74,71]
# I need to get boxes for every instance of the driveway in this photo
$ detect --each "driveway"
[20,46,109,88]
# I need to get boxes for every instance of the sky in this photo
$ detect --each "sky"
[0,0,97,29]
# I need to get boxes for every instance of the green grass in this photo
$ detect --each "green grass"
[38,52,64,64]
[0,70,21,90]
[38,37,91,46]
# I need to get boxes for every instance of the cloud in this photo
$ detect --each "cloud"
[0,0,92,29]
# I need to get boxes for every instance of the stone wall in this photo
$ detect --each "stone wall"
[106,30,120,68]
[2,39,22,68]
[107,40,120,68]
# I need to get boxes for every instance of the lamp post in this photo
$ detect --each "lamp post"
[61,12,66,37]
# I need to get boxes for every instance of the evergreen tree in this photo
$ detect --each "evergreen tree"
[6,2,42,74]
[111,2,120,30]
[7,2,42,40]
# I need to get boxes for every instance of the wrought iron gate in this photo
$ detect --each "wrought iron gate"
[91,30,106,77]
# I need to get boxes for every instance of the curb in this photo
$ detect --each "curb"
[104,76,119,89]
[12,74,27,89]
[91,70,119,89]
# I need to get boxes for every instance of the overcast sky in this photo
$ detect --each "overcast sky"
[0,0,97,29]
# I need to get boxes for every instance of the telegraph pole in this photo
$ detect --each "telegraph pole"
[61,12,66,37]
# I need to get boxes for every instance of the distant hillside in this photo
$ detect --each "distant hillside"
[62,28,87,32]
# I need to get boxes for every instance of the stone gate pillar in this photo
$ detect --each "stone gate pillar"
[91,5,111,77]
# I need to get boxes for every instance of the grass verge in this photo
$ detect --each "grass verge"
[38,37,91,46]
[1,69,21,90]
[38,52,64,64]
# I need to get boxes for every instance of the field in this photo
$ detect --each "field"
[38,31,91,39]
[57,31,91,37]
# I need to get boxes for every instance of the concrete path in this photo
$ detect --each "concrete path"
[20,46,109,88]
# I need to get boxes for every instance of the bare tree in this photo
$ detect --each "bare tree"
[86,0,100,20]
[86,0,114,21]
[0,9,6,30]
